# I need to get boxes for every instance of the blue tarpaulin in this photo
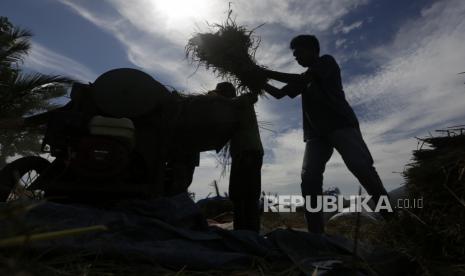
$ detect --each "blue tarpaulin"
[0,193,412,275]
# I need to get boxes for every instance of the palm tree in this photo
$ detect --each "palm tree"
[0,16,74,167]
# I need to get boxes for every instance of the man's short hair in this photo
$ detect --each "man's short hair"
[215,82,236,98]
[290,35,320,55]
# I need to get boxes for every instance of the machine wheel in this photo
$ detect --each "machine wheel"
[0,156,51,202]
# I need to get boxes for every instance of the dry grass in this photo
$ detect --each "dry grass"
[186,9,267,95]
[261,210,307,233]
[0,250,301,276]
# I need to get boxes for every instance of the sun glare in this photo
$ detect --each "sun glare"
[155,0,210,21]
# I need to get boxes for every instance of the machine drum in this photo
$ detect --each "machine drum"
[71,136,130,178]
[92,68,171,118]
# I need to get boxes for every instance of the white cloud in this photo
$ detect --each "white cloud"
[23,42,97,82]
[57,0,217,92]
[335,38,347,48]
[346,0,465,135]
[189,152,227,199]
[332,0,465,192]
[262,129,304,186]
[333,20,364,34]
[233,0,369,31]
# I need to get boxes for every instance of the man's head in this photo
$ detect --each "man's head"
[290,35,320,67]
[214,82,236,98]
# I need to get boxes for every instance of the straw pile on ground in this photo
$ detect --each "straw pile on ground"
[383,132,465,274]
[186,11,266,95]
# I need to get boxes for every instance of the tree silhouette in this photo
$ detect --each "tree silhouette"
[0,16,73,167]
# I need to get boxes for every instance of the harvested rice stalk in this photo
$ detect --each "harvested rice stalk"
[186,10,266,95]
[0,225,108,247]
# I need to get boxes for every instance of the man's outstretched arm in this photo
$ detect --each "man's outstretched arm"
[263,83,287,99]
[264,82,306,99]
[261,68,304,84]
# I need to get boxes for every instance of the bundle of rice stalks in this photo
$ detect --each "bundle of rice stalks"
[186,10,266,95]
[381,132,465,274]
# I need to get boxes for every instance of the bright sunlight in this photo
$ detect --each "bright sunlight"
[154,0,211,22]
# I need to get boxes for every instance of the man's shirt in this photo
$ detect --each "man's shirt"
[230,93,264,157]
[285,55,359,141]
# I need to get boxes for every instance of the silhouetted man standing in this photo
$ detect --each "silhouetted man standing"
[210,82,263,232]
[259,35,390,233]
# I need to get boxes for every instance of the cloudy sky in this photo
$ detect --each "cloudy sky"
[2,0,465,199]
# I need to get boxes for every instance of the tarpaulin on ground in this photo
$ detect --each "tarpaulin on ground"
[0,193,412,275]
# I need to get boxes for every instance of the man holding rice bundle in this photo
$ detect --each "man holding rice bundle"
[256,35,391,233]
[210,82,263,232]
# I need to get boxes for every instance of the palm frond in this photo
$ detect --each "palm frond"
[0,20,32,65]
[7,72,74,95]
[0,39,31,65]
[0,72,73,117]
